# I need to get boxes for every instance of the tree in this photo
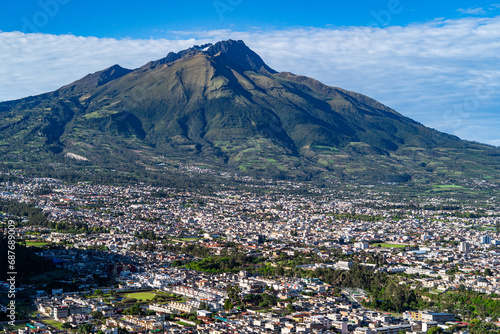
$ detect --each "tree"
[171,260,182,267]
[77,324,93,334]
[199,302,210,311]
[427,326,442,334]
[62,322,72,329]
[224,299,234,310]
[90,310,104,320]
[123,303,143,316]
[398,330,406,334]
[226,285,241,304]
[122,298,137,304]
[259,293,278,307]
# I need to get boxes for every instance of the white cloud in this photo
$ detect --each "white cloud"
[458,7,487,15]
[0,33,208,101]
[1,16,500,146]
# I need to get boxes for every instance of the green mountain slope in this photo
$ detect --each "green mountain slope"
[1,40,499,184]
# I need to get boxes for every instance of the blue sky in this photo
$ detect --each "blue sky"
[3,0,500,37]
[1,0,500,145]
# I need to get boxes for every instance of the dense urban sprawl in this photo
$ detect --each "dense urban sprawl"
[1,175,500,334]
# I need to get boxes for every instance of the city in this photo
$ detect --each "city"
[2,2,500,333]
[1,173,499,333]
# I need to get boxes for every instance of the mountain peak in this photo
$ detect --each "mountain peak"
[147,43,213,69]
[206,40,277,74]
[147,40,276,74]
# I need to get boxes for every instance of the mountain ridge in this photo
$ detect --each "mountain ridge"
[0,39,498,184]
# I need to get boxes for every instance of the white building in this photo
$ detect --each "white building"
[459,242,470,253]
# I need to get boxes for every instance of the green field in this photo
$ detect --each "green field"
[177,237,199,242]
[177,321,194,327]
[42,319,64,329]
[373,243,406,248]
[122,291,160,301]
[311,145,339,152]
[25,241,51,247]
[433,185,465,189]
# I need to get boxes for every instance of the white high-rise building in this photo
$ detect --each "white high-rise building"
[459,241,470,253]
[354,242,369,250]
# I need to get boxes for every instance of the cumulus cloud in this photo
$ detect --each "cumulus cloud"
[1,16,499,146]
